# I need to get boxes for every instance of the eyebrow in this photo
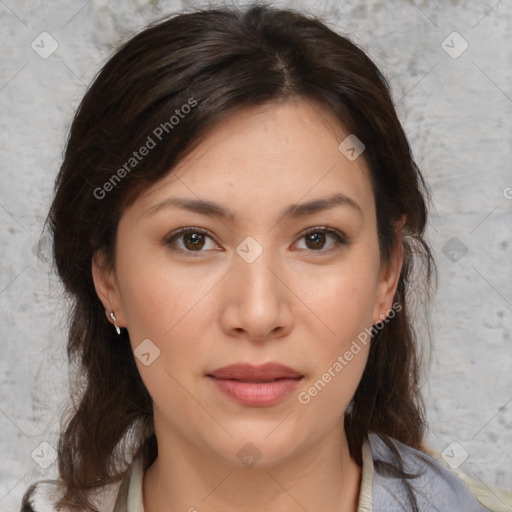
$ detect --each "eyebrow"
[144,192,363,220]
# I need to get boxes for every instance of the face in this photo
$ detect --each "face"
[92,97,402,467]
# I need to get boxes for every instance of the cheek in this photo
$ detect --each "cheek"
[115,247,218,396]
[295,255,380,341]
[115,244,210,341]
[300,345,369,404]
[291,249,378,399]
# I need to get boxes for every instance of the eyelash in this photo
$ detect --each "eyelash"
[163,226,348,254]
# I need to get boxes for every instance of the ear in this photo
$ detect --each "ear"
[372,217,405,324]
[91,249,126,328]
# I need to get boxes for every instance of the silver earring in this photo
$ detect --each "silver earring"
[110,311,121,335]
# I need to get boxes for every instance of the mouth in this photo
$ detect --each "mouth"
[206,362,304,406]
[208,377,303,382]
[206,362,304,381]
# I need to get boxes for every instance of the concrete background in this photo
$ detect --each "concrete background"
[0,0,511,510]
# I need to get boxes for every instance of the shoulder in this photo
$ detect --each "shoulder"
[20,478,122,512]
[367,432,503,512]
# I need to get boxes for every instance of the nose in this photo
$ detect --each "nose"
[218,240,294,343]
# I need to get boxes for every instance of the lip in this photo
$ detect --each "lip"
[206,362,304,406]
[207,362,303,381]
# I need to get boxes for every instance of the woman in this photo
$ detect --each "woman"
[20,3,509,512]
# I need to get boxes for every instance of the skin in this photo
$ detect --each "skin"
[92,96,403,512]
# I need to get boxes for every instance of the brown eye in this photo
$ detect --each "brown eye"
[297,227,347,252]
[165,227,218,252]
[183,232,206,250]
[305,231,326,250]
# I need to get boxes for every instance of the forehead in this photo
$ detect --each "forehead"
[131,97,375,221]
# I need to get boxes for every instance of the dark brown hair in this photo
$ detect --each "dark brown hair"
[21,3,435,511]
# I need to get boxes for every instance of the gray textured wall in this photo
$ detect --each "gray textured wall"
[1,1,511,510]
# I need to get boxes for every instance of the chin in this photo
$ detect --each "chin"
[202,426,306,469]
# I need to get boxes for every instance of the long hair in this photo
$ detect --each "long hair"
[21,3,435,511]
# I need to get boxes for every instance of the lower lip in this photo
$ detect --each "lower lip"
[207,376,302,406]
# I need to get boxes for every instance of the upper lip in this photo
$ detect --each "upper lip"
[207,362,303,381]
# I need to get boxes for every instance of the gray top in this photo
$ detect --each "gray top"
[367,433,492,511]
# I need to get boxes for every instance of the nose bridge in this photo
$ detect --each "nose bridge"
[234,234,280,298]
[224,234,291,339]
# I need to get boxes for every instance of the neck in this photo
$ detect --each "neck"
[143,420,362,512]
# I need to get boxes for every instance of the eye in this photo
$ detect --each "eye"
[164,227,219,252]
[164,226,348,254]
[295,227,348,252]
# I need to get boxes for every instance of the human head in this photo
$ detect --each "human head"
[41,3,434,510]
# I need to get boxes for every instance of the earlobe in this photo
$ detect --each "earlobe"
[91,250,125,326]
